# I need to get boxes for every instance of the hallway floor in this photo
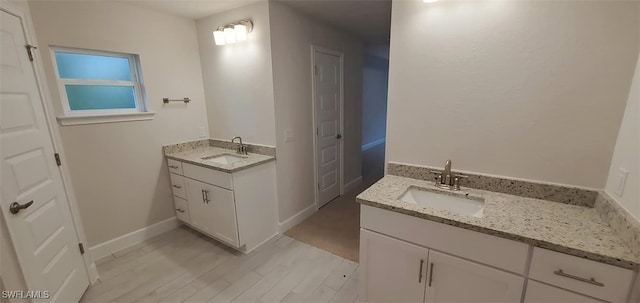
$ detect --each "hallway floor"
[284,143,385,262]
[82,227,359,303]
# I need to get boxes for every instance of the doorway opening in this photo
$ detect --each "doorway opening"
[361,45,389,187]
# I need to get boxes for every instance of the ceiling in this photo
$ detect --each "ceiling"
[122,0,391,44]
[122,0,262,20]
[277,0,392,44]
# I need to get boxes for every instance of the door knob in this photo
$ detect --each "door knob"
[9,201,33,214]
[336,134,342,139]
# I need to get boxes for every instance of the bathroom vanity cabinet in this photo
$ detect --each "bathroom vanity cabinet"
[360,205,637,303]
[167,158,277,253]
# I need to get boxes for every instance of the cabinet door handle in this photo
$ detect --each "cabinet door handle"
[169,165,179,169]
[201,189,205,203]
[176,208,185,213]
[172,184,182,189]
[553,269,604,287]
[428,262,434,287]
[204,190,210,204]
[418,259,424,283]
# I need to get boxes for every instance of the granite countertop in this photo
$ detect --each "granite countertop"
[356,175,640,270]
[165,146,275,173]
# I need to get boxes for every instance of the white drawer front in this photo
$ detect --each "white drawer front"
[529,248,634,303]
[525,280,604,303]
[361,205,529,275]
[167,159,183,175]
[170,173,186,199]
[174,197,190,223]
[182,162,233,189]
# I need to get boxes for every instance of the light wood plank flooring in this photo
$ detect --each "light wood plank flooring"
[81,226,360,303]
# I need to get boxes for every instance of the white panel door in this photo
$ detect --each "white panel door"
[0,10,89,302]
[425,250,524,303]
[314,50,342,207]
[360,229,428,303]
[524,280,604,303]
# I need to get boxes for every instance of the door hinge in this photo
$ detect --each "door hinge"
[78,243,85,255]
[54,153,62,166]
[314,65,318,75]
[25,44,38,62]
[316,128,319,136]
[317,183,320,190]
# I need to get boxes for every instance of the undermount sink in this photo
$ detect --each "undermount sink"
[202,154,247,165]
[399,187,485,218]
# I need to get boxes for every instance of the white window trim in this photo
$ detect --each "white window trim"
[50,46,154,125]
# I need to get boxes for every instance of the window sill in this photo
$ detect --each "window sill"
[57,112,155,126]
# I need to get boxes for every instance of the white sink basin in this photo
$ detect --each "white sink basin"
[202,154,247,165]
[399,187,485,218]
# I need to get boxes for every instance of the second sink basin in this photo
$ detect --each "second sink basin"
[202,153,247,165]
[400,187,485,218]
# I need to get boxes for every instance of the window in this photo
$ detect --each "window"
[51,47,153,125]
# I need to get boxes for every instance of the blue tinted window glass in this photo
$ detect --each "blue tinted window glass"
[55,52,132,81]
[65,85,136,110]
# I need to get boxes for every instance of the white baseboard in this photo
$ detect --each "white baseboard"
[361,138,386,151]
[88,217,179,261]
[344,176,363,194]
[278,204,316,233]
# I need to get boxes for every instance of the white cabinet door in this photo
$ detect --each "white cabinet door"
[360,229,428,303]
[185,178,210,233]
[524,280,603,303]
[185,178,239,247]
[425,250,524,303]
[205,182,239,247]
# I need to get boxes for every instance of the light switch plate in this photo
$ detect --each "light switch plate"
[614,168,628,197]
[198,126,206,138]
[284,129,294,142]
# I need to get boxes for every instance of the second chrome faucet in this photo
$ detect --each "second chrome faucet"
[431,160,467,190]
[231,136,248,155]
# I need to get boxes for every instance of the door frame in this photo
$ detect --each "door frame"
[311,45,345,210]
[0,1,98,285]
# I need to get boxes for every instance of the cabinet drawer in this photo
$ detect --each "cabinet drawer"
[174,197,190,223]
[525,280,604,303]
[183,162,233,189]
[361,205,529,274]
[170,173,186,199]
[529,248,634,303]
[167,159,183,175]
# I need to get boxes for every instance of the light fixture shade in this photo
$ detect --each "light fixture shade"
[213,30,225,45]
[234,24,248,41]
[224,27,236,44]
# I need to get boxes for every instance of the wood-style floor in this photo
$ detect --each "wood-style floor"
[284,142,385,262]
[81,227,360,303]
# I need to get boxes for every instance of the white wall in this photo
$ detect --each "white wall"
[269,1,364,222]
[362,48,389,148]
[28,1,209,246]
[196,1,277,146]
[386,0,639,188]
[605,53,640,221]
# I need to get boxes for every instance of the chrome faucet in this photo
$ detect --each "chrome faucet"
[231,136,248,155]
[431,160,467,190]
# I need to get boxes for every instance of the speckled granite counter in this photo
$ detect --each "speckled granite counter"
[357,175,640,270]
[165,146,275,173]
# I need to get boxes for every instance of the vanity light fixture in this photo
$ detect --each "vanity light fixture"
[212,20,253,46]
[423,0,439,2]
